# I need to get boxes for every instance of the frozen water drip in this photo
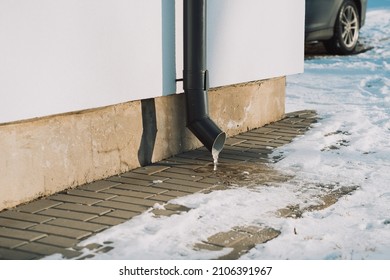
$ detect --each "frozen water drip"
[212,147,220,171]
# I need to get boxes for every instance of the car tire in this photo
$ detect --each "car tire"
[324,0,360,55]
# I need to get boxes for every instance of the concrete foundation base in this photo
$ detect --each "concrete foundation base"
[0,77,285,211]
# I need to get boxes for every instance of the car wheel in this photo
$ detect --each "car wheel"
[324,0,360,55]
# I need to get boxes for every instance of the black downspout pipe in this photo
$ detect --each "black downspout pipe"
[183,0,226,155]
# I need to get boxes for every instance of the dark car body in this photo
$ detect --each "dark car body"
[305,0,368,54]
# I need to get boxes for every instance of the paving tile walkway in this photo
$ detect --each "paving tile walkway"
[0,110,317,260]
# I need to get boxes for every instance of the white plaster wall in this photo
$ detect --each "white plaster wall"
[208,0,305,86]
[0,0,166,124]
[176,0,305,88]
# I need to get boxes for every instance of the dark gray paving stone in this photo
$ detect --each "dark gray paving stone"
[223,145,250,152]
[54,203,112,215]
[165,178,212,189]
[29,224,91,239]
[17,242,82,259]
[241,151,270,161]
[0,227,47,242]
[151,209,178,217]
[206,230,249,247]
[272,128,294,135]
[48,194,102,206]
[246,140,281,148]
[105,210,140,219]
[221,149,260,159]
[277,135,297,141]
[224,138,247,146]
[235,134,276,142]
[163,190,192,198]
[110,196,156,207]
[37,208,98,221]
[166,166,211,176]
[0,236,28,249]
[280,118,304,124]
[89,216,127,226]
[285,110,307,117]
[100,188,154,199]
[156,171,203,181]
[270,138,293,145]
[0,247,40,260]
[244,140,276,147]
[235,142,271,149]
[146,194,175,203]
[250,127,277,134]
[197,177,222,185]
[66,189,117,200]
[266,124,304,131]
[252,128,286,136]
[271,122,307,128]
[36,235,79,248]
[113,183,168,195]
[15,200,62,214]
[148,182,200,194]
[244,158,270,165]
[219,153,252,161]
[96,201,148,213]
[47,218,108,233]
[106,176,152,186]
[164,204,192,212]
[0,217,37,229]
[159,161,204,171]
[168,156,209,165]
[79,180,120,192]
[268,130,302,137]
[194,242,224,252]
[174,149,209,159]
[175,156,212,166]
[132,165,170,175]
[119,172,170,182]
[0,211,54,224]
[238,146,273,154]
[245,132,283,140]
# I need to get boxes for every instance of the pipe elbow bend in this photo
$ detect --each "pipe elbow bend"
[188,117,226,153]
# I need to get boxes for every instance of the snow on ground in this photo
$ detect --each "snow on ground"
[48,2,390,260]
[244,3,390,259]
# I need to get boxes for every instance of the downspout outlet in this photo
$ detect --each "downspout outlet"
[187,113,226,154]
[184,0,226,154]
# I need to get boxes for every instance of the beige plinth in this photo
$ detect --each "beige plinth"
[0,77,285,211]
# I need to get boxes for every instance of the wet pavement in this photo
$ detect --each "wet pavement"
[0,110,319,260]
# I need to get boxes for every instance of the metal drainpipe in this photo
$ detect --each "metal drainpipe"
[183,0,226,154]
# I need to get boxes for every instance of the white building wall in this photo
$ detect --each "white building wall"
[175,0,305,88]
[0,0,165,124]
[207,0,305,87]
[0,0,304,124]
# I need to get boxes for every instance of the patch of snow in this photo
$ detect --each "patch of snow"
[153,180,164,184]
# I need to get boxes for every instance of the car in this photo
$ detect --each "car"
[305,0,367,55]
